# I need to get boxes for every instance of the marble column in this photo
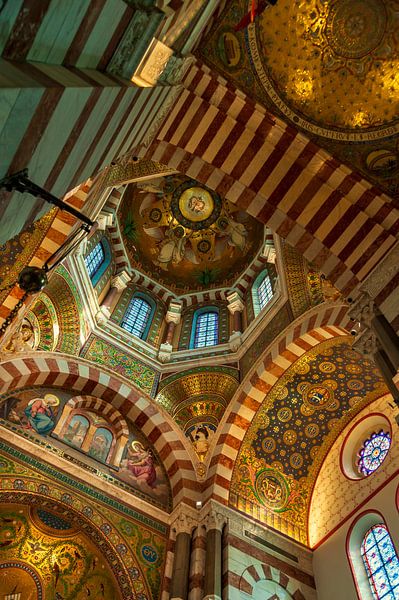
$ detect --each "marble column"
[227,291,244,352]
[96,270,130,324]
[203,510,226,600]
[170,512,195,600]
[188,525,206,600]
[158,301,182,363]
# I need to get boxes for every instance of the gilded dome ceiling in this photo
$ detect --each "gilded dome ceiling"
[249,0,399,136]
[198,0,399,197]
[118,175,265,294]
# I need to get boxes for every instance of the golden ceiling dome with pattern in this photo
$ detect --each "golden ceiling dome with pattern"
[247,0,399,137]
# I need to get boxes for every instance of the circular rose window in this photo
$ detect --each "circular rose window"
[340,414,392,480]
[357,430,391,476]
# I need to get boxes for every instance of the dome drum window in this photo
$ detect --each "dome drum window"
[191,309,219,349]
[121,296,153,340]
[85,242,105,279]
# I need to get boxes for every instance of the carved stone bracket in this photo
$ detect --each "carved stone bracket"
[353,328,379,358]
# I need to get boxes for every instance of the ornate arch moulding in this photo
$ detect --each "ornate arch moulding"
[204,304,354,504]
[0,352,199,509]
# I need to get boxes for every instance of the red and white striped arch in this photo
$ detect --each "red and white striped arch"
[0,352,198,508]
[137,62,399,302]
[204,302,352,504]
[239,563,306,599]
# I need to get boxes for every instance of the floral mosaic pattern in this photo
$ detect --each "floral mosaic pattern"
[80,335,160,396]
[231,337,387,544]
[0,445,167,600]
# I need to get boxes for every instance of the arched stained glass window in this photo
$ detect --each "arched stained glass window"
[252,269,275,317]
[361,524,399,599]
[85,241,105,279]
[121,296,152,339]
[257,273,273,310]
[357,431,391,476]
[193,311,218,348]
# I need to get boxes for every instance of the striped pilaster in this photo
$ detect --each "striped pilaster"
[189,525,206,600]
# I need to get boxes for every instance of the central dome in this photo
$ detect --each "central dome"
[118,175,265,294]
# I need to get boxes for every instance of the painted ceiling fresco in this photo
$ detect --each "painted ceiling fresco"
[198,0,399,199]
[0,503,121,600]
[230,336,387,545]
[0,387,171,510]
[118,175,265,294]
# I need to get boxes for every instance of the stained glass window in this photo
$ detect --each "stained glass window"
[357,431,391,476]
[257,273,273,310]
[194,311,218,348]
[121,297,152,339]
[361,524,399,599]
[85,242,105,279]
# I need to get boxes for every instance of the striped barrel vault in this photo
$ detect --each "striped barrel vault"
[203,302,352,505]
[137,62,399,305]
[0,353,199,508]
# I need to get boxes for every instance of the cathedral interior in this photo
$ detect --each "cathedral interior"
[0,1,399,599]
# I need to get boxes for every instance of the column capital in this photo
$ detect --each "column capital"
[171,506,197,535]
[226,290,244,315]
[348,291,376,329]
[166,300,183,325]
[353,328,379,358]
[97,211,114,230]
[111,270,131,291]
[202,508,227,533]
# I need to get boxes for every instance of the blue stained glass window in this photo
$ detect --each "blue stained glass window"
[257,273,273,310]
[361,524,399,599]
[357,431,391,476]
[194,311,218,348]
[85,242,105,279]
[121,297,152,339]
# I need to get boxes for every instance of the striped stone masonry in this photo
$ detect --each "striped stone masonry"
[136,61,399,311]
[0,353,199,508]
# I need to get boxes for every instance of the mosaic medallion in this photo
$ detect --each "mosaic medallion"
[325,0,387,59]
[255,468,289,510]
[171,182,221,230]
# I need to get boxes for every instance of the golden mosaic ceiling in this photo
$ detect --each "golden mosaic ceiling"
[199,0,399,198]
[230,336,387,545]
[251,0,399,134]
[118,175,265,294]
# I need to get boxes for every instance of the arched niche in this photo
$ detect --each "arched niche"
[52,395,129,467]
